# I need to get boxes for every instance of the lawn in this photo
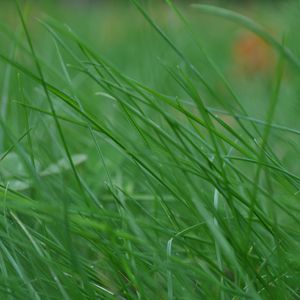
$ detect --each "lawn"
[0,0,300,299]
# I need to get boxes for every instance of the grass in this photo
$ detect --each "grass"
[0,0,300,299]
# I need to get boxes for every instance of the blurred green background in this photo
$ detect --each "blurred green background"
[1,0,299,145]
[1,0,300,186]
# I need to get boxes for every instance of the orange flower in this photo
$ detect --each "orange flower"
[232,31,275,76]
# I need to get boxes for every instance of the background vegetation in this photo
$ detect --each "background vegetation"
[0,0,300,299]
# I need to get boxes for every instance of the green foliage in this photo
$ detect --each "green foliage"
[0,1,300,299]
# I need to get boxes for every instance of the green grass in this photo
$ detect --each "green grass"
[0,0,300,299]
